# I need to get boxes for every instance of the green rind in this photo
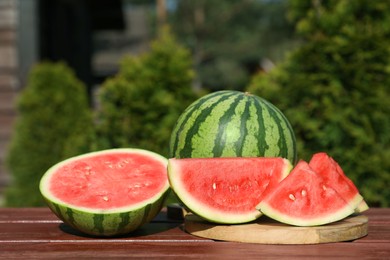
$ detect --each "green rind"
[42,189,169,237]
[347,193,364,212]
[355,200,369,213]
[169,90,297,163]
[39,148,169,237]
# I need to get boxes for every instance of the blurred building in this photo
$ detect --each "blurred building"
[0,0,151,200]
[0,0,18,199]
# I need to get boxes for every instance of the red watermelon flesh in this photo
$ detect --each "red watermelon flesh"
[309,152,363,210]
[168,157,292,224]
[49,151,168,210]
[258,160,354,226]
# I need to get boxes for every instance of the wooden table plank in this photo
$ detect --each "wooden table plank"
[0,222,201,241]
[1,240,389,259]
[0,207,389,259]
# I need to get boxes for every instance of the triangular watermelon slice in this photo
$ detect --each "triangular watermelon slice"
[257,160,354,226]
[309,152,365,211]
[168,157,292,224]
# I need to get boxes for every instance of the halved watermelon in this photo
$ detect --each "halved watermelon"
[309,152,365,211]
[257,160,354,226]
[39,148,169,236]
[168,157,292,224]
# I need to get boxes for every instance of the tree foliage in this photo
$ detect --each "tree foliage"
[248,0,390,207]
[96,27,200,157]
[5,62,95,206]
[169,0,297,91]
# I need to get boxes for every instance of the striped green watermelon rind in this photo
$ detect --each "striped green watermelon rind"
[42,191,168,237]
[169,90,297,163]
[258,160,355,227]
[39,148,169,237]
[168,157,292,224]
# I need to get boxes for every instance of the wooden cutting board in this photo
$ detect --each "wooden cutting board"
[184,214,368,244]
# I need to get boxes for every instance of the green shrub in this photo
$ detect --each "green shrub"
[96,27,201,157]
[5,62,95,206]
[247,0,390,207]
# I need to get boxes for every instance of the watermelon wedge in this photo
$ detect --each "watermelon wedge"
[309,152,365,211]
[168,157,292,224]
[40,148,169,236]
[257,160,354,226]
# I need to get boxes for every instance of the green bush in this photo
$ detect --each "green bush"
[5,62,95,206]
[96,27,201,157]
[247,0,390,207]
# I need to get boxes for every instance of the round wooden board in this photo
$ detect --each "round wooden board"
[184,214,368,244]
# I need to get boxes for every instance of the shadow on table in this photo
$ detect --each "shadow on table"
[59,221,182,239]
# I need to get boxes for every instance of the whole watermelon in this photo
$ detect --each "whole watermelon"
[169,90,297,163]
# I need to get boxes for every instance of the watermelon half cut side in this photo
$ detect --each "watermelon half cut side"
[168,157,292,224]
[309,152,364,211]
[40,148,169,237]
[258,160,355,226]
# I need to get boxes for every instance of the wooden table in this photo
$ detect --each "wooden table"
[0,207,389,259]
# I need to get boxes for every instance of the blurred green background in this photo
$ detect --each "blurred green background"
[1,0,389,207]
